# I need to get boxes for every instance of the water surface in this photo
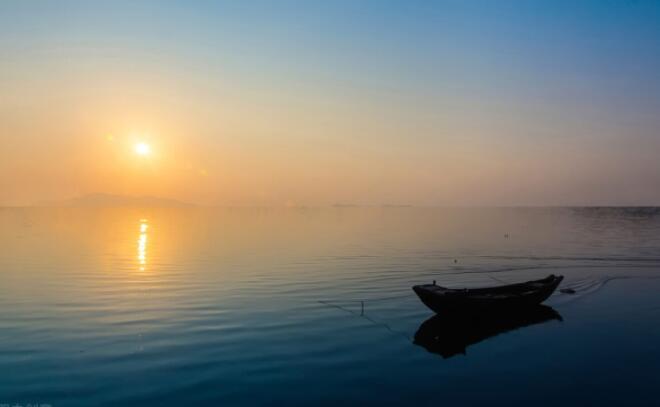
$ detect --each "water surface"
[1,207,660,406]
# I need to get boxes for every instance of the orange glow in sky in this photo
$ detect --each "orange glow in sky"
[2,2,660,207]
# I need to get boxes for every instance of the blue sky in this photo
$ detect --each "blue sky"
[2,1,660,205]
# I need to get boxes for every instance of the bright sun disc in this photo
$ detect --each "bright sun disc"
[135,142,151,156]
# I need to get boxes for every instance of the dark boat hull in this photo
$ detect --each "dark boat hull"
[413,275,563,313]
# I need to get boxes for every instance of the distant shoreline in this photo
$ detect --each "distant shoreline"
[3,203,660,209]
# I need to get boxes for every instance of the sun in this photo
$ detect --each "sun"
[134,142,151,156]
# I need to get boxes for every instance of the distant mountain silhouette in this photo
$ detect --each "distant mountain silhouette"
[34,193,193,207]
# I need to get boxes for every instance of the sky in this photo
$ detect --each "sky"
[1,0,660,206]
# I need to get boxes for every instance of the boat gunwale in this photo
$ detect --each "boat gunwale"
[414,275,562,297]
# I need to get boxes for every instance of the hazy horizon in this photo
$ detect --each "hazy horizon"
[5,191,660,208]
[2,1,660,207]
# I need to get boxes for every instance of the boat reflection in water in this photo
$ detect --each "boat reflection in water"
[414,305,562,358]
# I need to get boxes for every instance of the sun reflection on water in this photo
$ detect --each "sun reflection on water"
[138,218,148,271]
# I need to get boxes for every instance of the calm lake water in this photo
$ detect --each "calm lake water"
[1,207,660,406]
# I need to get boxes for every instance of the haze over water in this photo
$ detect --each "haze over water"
[1,207,659,406]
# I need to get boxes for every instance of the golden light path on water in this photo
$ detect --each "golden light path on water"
[138,218,148,271]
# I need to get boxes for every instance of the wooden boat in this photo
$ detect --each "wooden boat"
[414,305,562,358]
[412,274,563,313]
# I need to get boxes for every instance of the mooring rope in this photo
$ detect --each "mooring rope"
[317,294,413,341]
